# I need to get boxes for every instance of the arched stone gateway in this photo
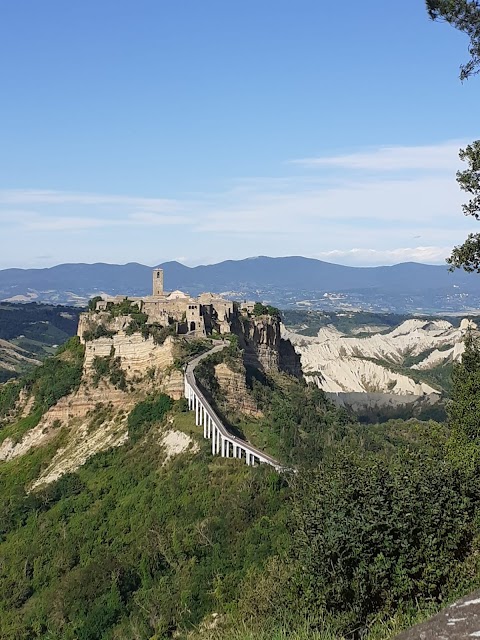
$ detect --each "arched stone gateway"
[190,321,196,332]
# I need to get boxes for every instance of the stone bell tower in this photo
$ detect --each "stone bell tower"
[153,268,164,297]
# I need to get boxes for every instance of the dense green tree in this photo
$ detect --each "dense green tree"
[427,1,480,271]
[252,302,281,319]
[448,329,480,441]
[426,1,480,80]
[447,141,480,271]
[291,445,478,636]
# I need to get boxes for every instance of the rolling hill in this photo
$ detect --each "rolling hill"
[2,256,480,312]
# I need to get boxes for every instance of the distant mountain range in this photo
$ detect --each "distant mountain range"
[2,256,480,313]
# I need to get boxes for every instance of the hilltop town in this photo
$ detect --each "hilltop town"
[92,268,254,337]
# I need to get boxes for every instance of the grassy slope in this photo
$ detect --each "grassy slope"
[0,405,290,640]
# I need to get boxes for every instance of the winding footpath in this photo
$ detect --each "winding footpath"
[184,342,283,472]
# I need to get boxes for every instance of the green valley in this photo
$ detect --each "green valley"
[0,303,81,383]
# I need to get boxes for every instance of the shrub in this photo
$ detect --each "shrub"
[107,299,140,318]
[83,325,116,342]
[92,354,126,391]
[0,381,22,420]
[253,302,281,319]
[127,394,173,442]
[88,296,103,312]
[38,473,87,505]
[27,338,85,411]
[149,324,176,345]
[125,313,149,336]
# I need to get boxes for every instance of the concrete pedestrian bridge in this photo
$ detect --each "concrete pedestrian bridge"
[184,342,283,472]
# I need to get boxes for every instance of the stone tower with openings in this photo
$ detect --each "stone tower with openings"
[153,268,164,297]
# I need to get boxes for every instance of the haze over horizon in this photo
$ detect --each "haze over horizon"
[2,1,480,270]
[0,254,457,272]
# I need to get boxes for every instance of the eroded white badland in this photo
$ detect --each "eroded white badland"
[283,318,474,397]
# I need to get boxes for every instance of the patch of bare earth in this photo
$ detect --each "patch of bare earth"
[161,427,199,465]
[30,411,128,489]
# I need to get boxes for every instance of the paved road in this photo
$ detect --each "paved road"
[394,589,480,639]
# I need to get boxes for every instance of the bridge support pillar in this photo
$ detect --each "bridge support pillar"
[184,352,281,472]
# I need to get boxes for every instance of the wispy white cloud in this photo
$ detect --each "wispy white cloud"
[0,189,179,212]
[24,216,114,231]
[195,175,465,234]
[0,202,191,232]
[129,211,193,225]
[0,140,475,268]
[0,209,40,223]
[291,140,466,171]
[24,215,190,231]
[315,246,451,266]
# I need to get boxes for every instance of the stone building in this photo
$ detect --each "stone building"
[96,269,236,337]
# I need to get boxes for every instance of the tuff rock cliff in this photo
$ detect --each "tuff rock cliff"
[0,314,185,484]
[214,362,261,417]
[236,315,302,377]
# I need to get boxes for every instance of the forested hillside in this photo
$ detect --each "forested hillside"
[3,327,480,639]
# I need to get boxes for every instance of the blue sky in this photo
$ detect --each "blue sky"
[1,0,479,269]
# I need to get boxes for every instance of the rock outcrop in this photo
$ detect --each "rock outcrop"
[308,358,438,395]
[0,380,133,464]
[78,312,183,395]
[214,362,261,417]
[29,405,129,489]
[394,588,480,639]
[239,316,281,371]
[0,317,185,477]
[83,333,177,384]
[237,316,302,377]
